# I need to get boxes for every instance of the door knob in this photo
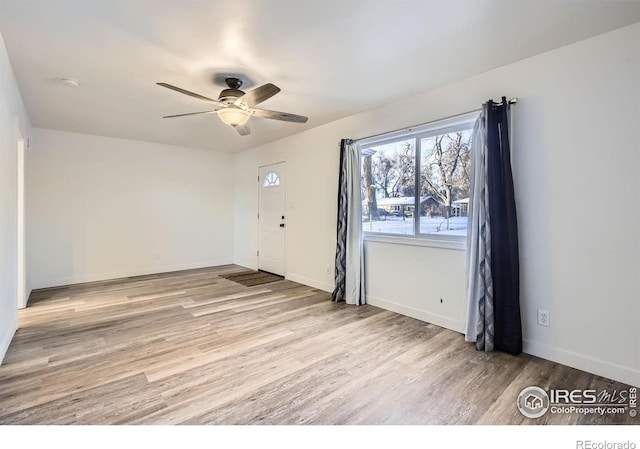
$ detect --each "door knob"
[279,223,285,228]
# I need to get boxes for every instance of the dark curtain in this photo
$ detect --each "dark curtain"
[331,139,349,302]
[331,139,365,305]
[486,97,522,355]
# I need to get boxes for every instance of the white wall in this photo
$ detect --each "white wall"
[234,23,640,387]
[365,242,467,332]
[29,128,235,288]
[0,32,31,364]
[233,124,348,292]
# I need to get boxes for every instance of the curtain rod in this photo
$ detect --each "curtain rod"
[350,98,518,144]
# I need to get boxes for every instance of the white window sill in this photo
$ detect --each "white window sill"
[363,234,466,251]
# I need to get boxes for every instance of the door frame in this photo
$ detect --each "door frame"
[257,161,287,276]
[15,118,26,310]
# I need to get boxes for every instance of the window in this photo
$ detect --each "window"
[263,172,280,187]
[360,112,477,240]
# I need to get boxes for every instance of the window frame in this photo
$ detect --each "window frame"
[359,111,478,248]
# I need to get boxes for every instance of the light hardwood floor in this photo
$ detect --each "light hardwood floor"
[0,265,635,424]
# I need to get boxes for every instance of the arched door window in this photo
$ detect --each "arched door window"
[263,172,280,187]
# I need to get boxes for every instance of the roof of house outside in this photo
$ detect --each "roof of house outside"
[362,196,469,207]
[373,196,435,206]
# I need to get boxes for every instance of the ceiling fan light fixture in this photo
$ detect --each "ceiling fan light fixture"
[217,107,250,127]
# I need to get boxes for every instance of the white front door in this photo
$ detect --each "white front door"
[258,162,286,276]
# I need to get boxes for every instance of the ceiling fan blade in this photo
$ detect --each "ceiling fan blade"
[163,110,219,118]
[157,83,226,107]
[235,124,251,136]
[234,83,281,108]
[250,108,308,123]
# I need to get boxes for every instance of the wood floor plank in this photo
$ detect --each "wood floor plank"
[0,265,636,424]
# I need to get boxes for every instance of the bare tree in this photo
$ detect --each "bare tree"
[420,132,471,229]
[362,135,469,227]
[362,155,378,220]
[372,142,415,198]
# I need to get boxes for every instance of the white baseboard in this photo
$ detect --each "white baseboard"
[25,286,32,307]
[285,272,333,293]
[365,296,639,387]
[366,294,464,333]
[523,339,640,388]
[31,259,234,290]
[0,317,18,366]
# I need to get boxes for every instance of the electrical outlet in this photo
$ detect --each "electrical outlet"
[326,264,332,275]
[538,309,550,327]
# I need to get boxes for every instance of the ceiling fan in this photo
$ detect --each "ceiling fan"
[157,77,308,136]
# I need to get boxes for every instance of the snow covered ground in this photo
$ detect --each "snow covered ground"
[362,216,468,236]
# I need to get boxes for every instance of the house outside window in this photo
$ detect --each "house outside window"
[360,111,478,241]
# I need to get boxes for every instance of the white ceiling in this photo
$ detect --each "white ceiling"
[0,1,639,153]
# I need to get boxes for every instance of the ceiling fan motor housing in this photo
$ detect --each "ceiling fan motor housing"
[219,88,245,102]
[219,77,245,103]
